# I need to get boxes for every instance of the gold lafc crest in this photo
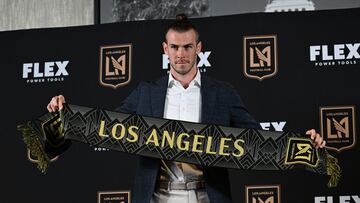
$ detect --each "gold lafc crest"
[243,35,277,81]
[245,185,281,203]
[97,191,130,203]
[100,44,132,89]
[320,106,356,152]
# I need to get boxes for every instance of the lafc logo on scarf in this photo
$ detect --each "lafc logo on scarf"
[27,115,63,163]
[243,35,278,81]
[285,138,319,167]
[100,44,132,89]
[320,106,356,152]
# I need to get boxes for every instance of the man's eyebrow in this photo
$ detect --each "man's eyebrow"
[169,43,194,47]
[183,43,194,47]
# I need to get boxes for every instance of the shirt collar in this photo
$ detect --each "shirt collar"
[168,68,201,88]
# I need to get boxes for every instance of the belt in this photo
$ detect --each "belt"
[159,180,205,190]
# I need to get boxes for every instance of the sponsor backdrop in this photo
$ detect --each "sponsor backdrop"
[1,8,359,203]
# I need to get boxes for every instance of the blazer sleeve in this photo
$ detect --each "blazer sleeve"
[114,83,142,114]
[228,86,262,130]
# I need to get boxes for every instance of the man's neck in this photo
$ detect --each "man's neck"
[171,67,198,89]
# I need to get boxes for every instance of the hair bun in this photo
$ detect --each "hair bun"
[176,13,188,22]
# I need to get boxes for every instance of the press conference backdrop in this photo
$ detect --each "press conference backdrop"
[1,8,359,203]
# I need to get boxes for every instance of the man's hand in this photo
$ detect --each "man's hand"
[306,129,326,149]
[47,95,66,112]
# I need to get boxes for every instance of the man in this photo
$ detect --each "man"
[47,14,326,203]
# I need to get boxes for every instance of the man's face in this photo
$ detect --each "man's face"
[163,29,202,76]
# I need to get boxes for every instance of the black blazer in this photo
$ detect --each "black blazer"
[116,75,260,203]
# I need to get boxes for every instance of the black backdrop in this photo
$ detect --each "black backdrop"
[1,8,359,203]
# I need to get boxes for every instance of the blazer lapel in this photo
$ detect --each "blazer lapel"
[150,76,168,118]
[201,76,217,124]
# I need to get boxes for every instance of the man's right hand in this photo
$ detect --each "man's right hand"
[47,95,66,112]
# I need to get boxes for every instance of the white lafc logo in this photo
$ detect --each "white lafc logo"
[309,43,359,66]
[22,60,69,83]
[162,51,211,71]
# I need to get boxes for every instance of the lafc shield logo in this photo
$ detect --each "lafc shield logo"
[243,35,277,81]
[285,138,318,167]
[97,191,130,203]
[245,185,280,203]
[100,44,132,89]
[320,106,356,152]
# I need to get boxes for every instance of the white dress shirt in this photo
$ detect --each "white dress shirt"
[151,69,210,203]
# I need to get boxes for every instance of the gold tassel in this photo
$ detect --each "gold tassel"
[17,123,50,173]
[326,151,341,187]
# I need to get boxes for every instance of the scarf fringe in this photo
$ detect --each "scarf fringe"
[326,151,341,187]
[17,123,50,173]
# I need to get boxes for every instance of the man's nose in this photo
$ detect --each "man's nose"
[176,47,186,58]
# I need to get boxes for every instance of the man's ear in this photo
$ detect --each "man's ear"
[196,41,202,54]
[162,42,168,55]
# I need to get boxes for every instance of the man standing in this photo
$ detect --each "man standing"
[47,14,325,203]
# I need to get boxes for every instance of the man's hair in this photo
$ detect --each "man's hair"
[165,14,200,43]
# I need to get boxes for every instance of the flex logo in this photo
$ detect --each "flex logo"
[320,106,356,152]
[310,43,360,61]
[22,61,69,83]
[285,138,318,167]
[260,121,286,132]
[100,44,132,89]
[315,195,360,203]
[243,35,277,81]
[246,185,281,203]
[309,43,359,66]
[162,51,212,70]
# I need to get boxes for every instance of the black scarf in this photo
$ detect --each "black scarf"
[18,104,341,187]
